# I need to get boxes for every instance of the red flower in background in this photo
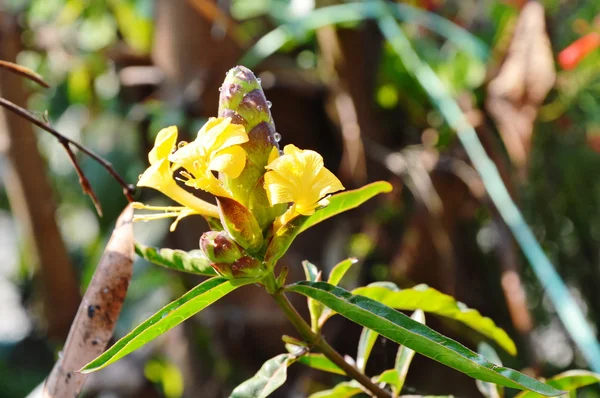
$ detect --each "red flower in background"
[558,32,600,70]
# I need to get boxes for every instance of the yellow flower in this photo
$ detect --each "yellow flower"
[135,126,220,227]
[169,117,248,198]
[264,144,345,226]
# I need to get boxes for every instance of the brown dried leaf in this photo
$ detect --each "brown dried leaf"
[42,205,134,398]
[486,1,555,170]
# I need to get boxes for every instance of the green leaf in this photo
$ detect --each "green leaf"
[299,181,392,234]
[376,369,400,391]
[352,284,517,355]
[309,380,363,398]
[230,354,293,398]
[374,310,425,396]
[514,370,600,398]
[296,353,346,376]
[302,260,324,332]
[476,343,504,398]
[394,310,425,393]
[81,277,248,373]
[135,243,217,276]
[356,327,378,372]
[328,258,358,286]
[286,281,564,396]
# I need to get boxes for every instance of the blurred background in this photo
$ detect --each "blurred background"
[0,0,599,397]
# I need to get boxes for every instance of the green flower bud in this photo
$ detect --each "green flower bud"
[218,66,285,229]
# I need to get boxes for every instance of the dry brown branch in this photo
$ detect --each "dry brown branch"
[43,205,135,398]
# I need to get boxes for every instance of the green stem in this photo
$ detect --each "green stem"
[268,279,390,398]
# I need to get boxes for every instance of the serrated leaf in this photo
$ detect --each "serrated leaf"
[286,281,563,396]
[230,354,293,398]
[352,284,517,355]
[309,380,363,398]
[135,243,217,276]
[328,258,358,287]
[81,277,249,373]
[514,370,600,398]
[356,327,378,372]
[299,181,392,234]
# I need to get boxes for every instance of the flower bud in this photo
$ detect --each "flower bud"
[211,256,263,279]
[218,66,284,229]
[200,231,244,265]
[199,231,264,279]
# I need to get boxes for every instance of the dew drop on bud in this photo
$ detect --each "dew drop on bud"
[177,141,188,149]
[257,77,261,84]
[138,174,143,180]
[218,86,223,92]
[274,132,281,142]
[266,100,272,109]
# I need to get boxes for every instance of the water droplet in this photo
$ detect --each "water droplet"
[138,174,143,180]
[279,149,284,156]
[218,86,223,92]
[177,141,188,149]
[58,350,63,359]
[257,106,263,111]
[257,77,261,84]
[266,100,272,109]
[274,132,281,142]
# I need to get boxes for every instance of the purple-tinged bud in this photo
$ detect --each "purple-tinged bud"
[211,256,263,279]
[218,66,284,229]
[200,231,243,265]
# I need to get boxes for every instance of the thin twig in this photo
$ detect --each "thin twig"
[62,142,103,216]
[0,97,135,205]
[0,60,50,88]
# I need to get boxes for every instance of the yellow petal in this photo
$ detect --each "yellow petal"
[267,146,279,165]
[264,170,296,206]
[138,158,172,190]
[149,126,178,165]
[210,146,247,178]
[313,167,345,198]
[200,117,248,154]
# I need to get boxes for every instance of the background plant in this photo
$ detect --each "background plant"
[1,0,600,397]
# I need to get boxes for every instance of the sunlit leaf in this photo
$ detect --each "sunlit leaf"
[328,258,358,287]
[352,284,517,355]
[356,327,378,372]
[296,353,346,376]
[299,181,392,234]
[286,281,563,396]
[302,260,323,331]
[515,370,600,398]
[230,354,293,398]
[135,243,217,276]
[309,380,363,398]
[81,277,250,373]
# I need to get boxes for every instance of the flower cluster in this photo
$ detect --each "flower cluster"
[134,66,344,278]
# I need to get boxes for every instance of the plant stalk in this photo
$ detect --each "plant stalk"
[267,277,390,398]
